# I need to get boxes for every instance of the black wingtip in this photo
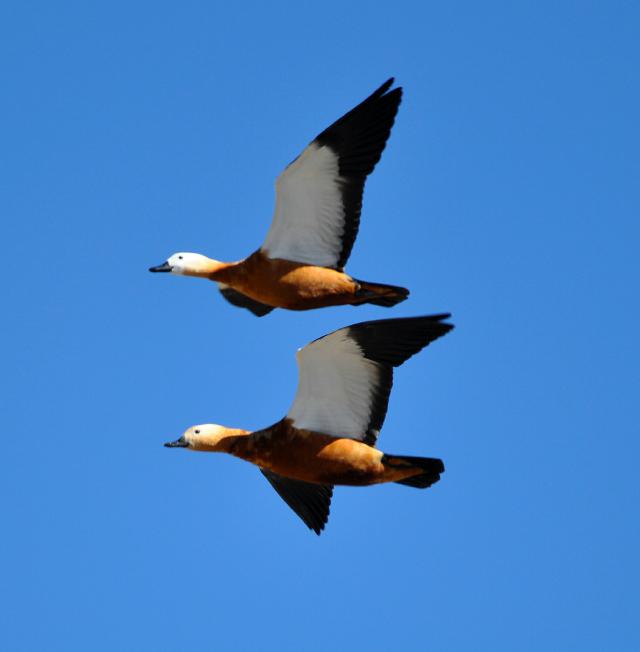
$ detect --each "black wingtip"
[378,77,395,94]
[314,78,403,269]
[346,314,454,367]
[261,469,333,535]
[368,77,402,105]
[427,313,453,324]
[349,313,454,331]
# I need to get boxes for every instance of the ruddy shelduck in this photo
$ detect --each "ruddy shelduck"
[164,315,453,534]
[150,78,409,316]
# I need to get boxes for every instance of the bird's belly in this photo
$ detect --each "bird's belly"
[257,435,385,486]
[238,260,357,309]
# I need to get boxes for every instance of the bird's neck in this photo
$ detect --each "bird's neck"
[192,427,252,453]
[183,257,239,281]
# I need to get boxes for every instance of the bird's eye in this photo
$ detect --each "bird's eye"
[178,255,183,260]
[195,429,200,434]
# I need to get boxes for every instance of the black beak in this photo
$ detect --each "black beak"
[149,261,172,273]
[164,437,189,448]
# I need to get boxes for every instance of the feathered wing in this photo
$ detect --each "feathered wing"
[286,315,454,445]
[261,78,402,270]
[260,469,332,535]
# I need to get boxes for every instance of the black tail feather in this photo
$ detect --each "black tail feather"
[353,279,410,308]
[365,292,409,308]
[382,454,445,489]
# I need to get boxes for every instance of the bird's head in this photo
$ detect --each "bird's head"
[149,252,217,277]
[164,424,236,452]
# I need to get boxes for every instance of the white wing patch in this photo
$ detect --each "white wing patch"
[262,143,346,268]
[287,330,381,440]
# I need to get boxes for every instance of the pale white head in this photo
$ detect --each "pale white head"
[149,252,215,276]
[164,424,229,451]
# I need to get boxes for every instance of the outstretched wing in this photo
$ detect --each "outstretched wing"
[261,79,402,270]
[286,315,454,446]
[260,469,333,535]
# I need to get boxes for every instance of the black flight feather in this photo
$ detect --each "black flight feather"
[313,78,402,269]
[261,469,333,535]
[348,315,454,445]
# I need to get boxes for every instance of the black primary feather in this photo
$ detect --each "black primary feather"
[261,469,333,535]
[313,78,402,269]
[349,315,454,445]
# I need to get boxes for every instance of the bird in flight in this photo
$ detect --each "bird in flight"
[164,315,453,534]
[150,78,408,316]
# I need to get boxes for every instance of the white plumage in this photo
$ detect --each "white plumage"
[287,329,381,440]
[262,143,346,268]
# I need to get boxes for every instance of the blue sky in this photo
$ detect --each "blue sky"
[1,1,638,650]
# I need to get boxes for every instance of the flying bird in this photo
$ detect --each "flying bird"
[164,315,454,534]
[150,78,408,316]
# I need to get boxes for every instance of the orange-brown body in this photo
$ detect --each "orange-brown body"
[186,251,405,310]
[197,419,427,486]
[211,252,359,310]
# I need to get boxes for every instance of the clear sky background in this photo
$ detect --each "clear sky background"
[1,1,638,650]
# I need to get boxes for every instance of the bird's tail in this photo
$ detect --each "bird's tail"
[353,279,410,307]
[382,453,445,488]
